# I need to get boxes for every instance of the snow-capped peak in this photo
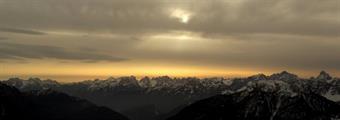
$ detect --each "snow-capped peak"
[150,76,174,88]
[139,76,152,88]
[87,76,140,90]
[117,76,139,87]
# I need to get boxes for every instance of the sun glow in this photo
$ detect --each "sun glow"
[170,8,192,24]
[1,59,260,82]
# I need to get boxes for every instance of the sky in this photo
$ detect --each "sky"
[0,0,339,82]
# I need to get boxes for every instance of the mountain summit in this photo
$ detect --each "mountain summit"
[316,71,333,80]
[269,71,298,80]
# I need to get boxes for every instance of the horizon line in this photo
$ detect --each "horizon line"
[1,70,337,83]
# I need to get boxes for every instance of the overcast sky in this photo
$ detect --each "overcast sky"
[0,0,339,82]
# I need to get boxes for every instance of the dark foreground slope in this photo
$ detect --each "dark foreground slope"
[0,83,128,120]
[168,86,340,120]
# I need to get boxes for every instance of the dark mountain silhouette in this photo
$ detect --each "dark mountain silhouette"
[123,104,159,120]
[168,85,340,120]
[0,83,129,120]
[155,105,187,120]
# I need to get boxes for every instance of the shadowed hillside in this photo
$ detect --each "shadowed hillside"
[0,83,129,120]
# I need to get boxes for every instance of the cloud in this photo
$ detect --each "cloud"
[0,37,7,40]
[0,0,339,75]
[0,42,127,62]
[0,0,339,37]
[0,27,46,35]
[128,33,340,70]
[186,0,340,37]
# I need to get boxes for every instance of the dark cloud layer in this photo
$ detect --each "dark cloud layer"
[0,0,339,74]
[0,0,339,37]
[0,42,126,62]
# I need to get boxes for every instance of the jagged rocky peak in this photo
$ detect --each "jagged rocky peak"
[7,77,23,81]
[3,77,60,91]
[201,77,226,87]
[28,77,42,81]
[5,77,24,86]
[27,77,46,84]
[118,76,139,87]
[269,71,298,80]
[7,77,58,84]
[139,76,152,87]
[176,77,200,84]
[173,77,203,89]
[247,73,268,80]
[152,76,174,87]
[316,71,332,80]
[246,80,297,96]
[90,76,140,88]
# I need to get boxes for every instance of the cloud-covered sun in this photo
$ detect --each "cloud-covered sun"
[170,8,192,24]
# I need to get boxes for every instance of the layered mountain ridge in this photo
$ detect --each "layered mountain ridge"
[1,71,340,120]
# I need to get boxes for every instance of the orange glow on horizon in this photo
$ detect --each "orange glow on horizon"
[1,59,339,82]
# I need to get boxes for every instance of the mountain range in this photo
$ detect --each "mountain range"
[1,71,340,120]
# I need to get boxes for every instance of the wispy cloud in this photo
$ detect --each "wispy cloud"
[0,37,8,40]
[0,27,46,35]
[0,42,127,62]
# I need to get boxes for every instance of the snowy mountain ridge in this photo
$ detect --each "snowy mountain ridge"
[1,71,340,101]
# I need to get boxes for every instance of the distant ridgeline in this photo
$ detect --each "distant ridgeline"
[1,71,340,120]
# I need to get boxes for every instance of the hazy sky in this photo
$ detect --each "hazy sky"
[0,0,339,82]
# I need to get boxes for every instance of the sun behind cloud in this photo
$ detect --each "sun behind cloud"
[170,8,193,24]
